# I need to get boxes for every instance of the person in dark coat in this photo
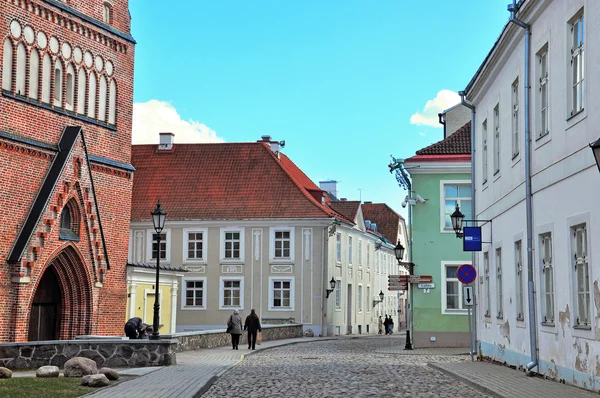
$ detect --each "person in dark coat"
[388,317,394,335]
[383,315,390,335]
[124,317,150,339]
[244,309,262,350]
[227,310,243,350]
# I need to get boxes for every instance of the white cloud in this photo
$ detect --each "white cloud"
[419,132,426,137]
[132,100,224,144]
[409,90,461,128]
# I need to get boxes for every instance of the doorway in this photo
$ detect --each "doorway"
[28,268,61,341]
[347,284,352,334]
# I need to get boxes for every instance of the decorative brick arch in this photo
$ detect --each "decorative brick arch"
[30,245,93,340]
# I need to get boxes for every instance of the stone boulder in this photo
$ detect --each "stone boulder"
[99,367,119,381]
[64,357,98,377]
[81,374,110,387]
[0,367,12,378]
[36,365,60,378]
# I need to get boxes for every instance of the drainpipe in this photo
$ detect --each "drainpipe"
[459,91,476,360]
[508,0,537,372]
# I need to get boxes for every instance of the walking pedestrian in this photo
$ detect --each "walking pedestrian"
[377,316,383,335]
[383,315,390,335]
[226,310,243,350]
[388,317,394,335]
[244,308,262,350]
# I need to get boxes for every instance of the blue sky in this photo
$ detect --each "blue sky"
[128,0,510,217]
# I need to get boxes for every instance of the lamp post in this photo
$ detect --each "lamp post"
[372,290,385,308]
[394,241,414,350]
[325,277,336,299]
[150,200,166,340]
[450,205,465,238]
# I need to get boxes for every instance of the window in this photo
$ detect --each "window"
[336,232,342,262]
[538,46,549,137]
[53,59,62,105]
[358,285,363,313]
[151,233,166,260]
[59,200,80,241]
[482,120,488,184]
[515,241,524,321]
[484,252,490,317]
[103,2,112,24]
[98,75,107,121]
[540,233,554,324]
[220,277,243,309]
[108,80,117,124]
[272,228,292,260]
[41,54,51,103]
[184,229,206,261]
[269,277,294,310]
[88,73,96,118]
[181,277,206,310]
[366,286,371,312]
[146,229,170,263]
[16,43,26,95]
[221,228,243,261]
[442,182,471,230]
[511,78,519,157]
[77,69,86,114]
[493,105,500,174]
[573,224,589,327]
[335,279,342,309]
[442,264,465,312]
[496,248,503,319]
[28,49,39,99]
[66,65,74,110]
[570,12,584,116]
[366,244,370,269]
[348,236,353,264]
[358,240,363,266]
[2,38,12,91]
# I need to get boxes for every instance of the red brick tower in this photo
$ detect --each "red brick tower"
[0,0,135,341]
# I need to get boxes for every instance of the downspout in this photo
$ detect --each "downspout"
[508,0,537,372]
[459,91,476,359]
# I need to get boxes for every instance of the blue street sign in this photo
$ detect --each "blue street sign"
[463,226,482,252]
[457,264,477,285]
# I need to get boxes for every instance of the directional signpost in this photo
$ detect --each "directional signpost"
[456,264,477,362]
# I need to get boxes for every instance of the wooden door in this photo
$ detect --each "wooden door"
[28,268,61,341]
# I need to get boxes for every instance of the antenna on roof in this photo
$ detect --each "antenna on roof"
[358,188,367,202]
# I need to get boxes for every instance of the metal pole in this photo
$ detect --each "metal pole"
[152,233,161,339]
[467,286,473,361]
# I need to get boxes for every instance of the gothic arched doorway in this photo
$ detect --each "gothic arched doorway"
[28,246,93,341]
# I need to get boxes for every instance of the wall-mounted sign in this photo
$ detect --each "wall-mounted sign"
[417,283,435,289]
[463,226,482,252]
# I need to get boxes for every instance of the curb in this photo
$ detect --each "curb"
[427,363,503,398]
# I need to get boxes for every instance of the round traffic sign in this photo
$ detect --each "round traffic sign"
[457,264,477,284]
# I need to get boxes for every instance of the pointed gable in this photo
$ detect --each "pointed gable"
[329,201,362,223]
[361,203,403,244]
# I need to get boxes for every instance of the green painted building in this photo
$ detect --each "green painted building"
[403,116,472,348]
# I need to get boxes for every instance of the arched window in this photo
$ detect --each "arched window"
[59,200,80,241]
[87,72,96,118]
[103,2,112,25]
[77,68,86,114]
[53,59,63,106]
[41,53,51,103]
[108,79,116,124]
[2,38,12,91]
[98,75,107,121]
[16,43,26,95]
[66,64,75,110]
[28,49,39,99]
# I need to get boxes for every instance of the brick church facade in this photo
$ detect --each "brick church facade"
[0,0,135,341]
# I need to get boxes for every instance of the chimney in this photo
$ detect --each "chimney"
[159,132,174,150]
[319,180,338,199]
[258,135,285,156]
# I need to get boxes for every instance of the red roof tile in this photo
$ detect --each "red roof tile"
[329,201,361,222]
[414,122,471,155]
[361,203,403,244]
[130,143,340,221]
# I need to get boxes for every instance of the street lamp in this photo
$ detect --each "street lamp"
[325,277,336,299]
[590,138,600,174]
[150,200,167,340]
[450,205,465,238]
[373,290,385,307]
[393,241,414,350]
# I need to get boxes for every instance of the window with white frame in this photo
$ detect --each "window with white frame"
[442,264,465,312]
[515,240,524,321]
[482,120,488,184]
[146,229,170,263]
[358,240,363,266]
[569,12,584,116]
[573,224,589,327]
[348,236,353,264]
[220,277,243,309]
[512,78,519,158]
[366,244,370,269]
[484,252,490,317]
[358,285,363,312]
[496,248,503,319]
[221,228,243,261]
[336,232,342,262]
[269,277,294,311]
[335,279,342,309]
[182,277,206,310]
[103,2,112,24]
[376,251,379,273]
[184,229,207,262]
[271,227,293,261]
[540,233,554,324]
[366,286,371,312]
[493,105,500,174]
[538,45,549,138]
[442,183,471,231]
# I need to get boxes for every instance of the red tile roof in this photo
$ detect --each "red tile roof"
[414,122,471,156]
[329,201,361,222]
[361,203,402,244]
[130,142,341,221]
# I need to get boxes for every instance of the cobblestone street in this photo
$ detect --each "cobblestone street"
[202,336,490,397]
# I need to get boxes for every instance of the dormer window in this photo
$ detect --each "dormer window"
[103,2,112,24]
[59,200,80,241]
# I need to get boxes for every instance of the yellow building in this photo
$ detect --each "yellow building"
[126,262,186,335]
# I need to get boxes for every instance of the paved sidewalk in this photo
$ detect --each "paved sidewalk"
[84,336,335,398]
[430,361,598,397]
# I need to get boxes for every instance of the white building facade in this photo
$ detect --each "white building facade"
[466,0,600,390]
